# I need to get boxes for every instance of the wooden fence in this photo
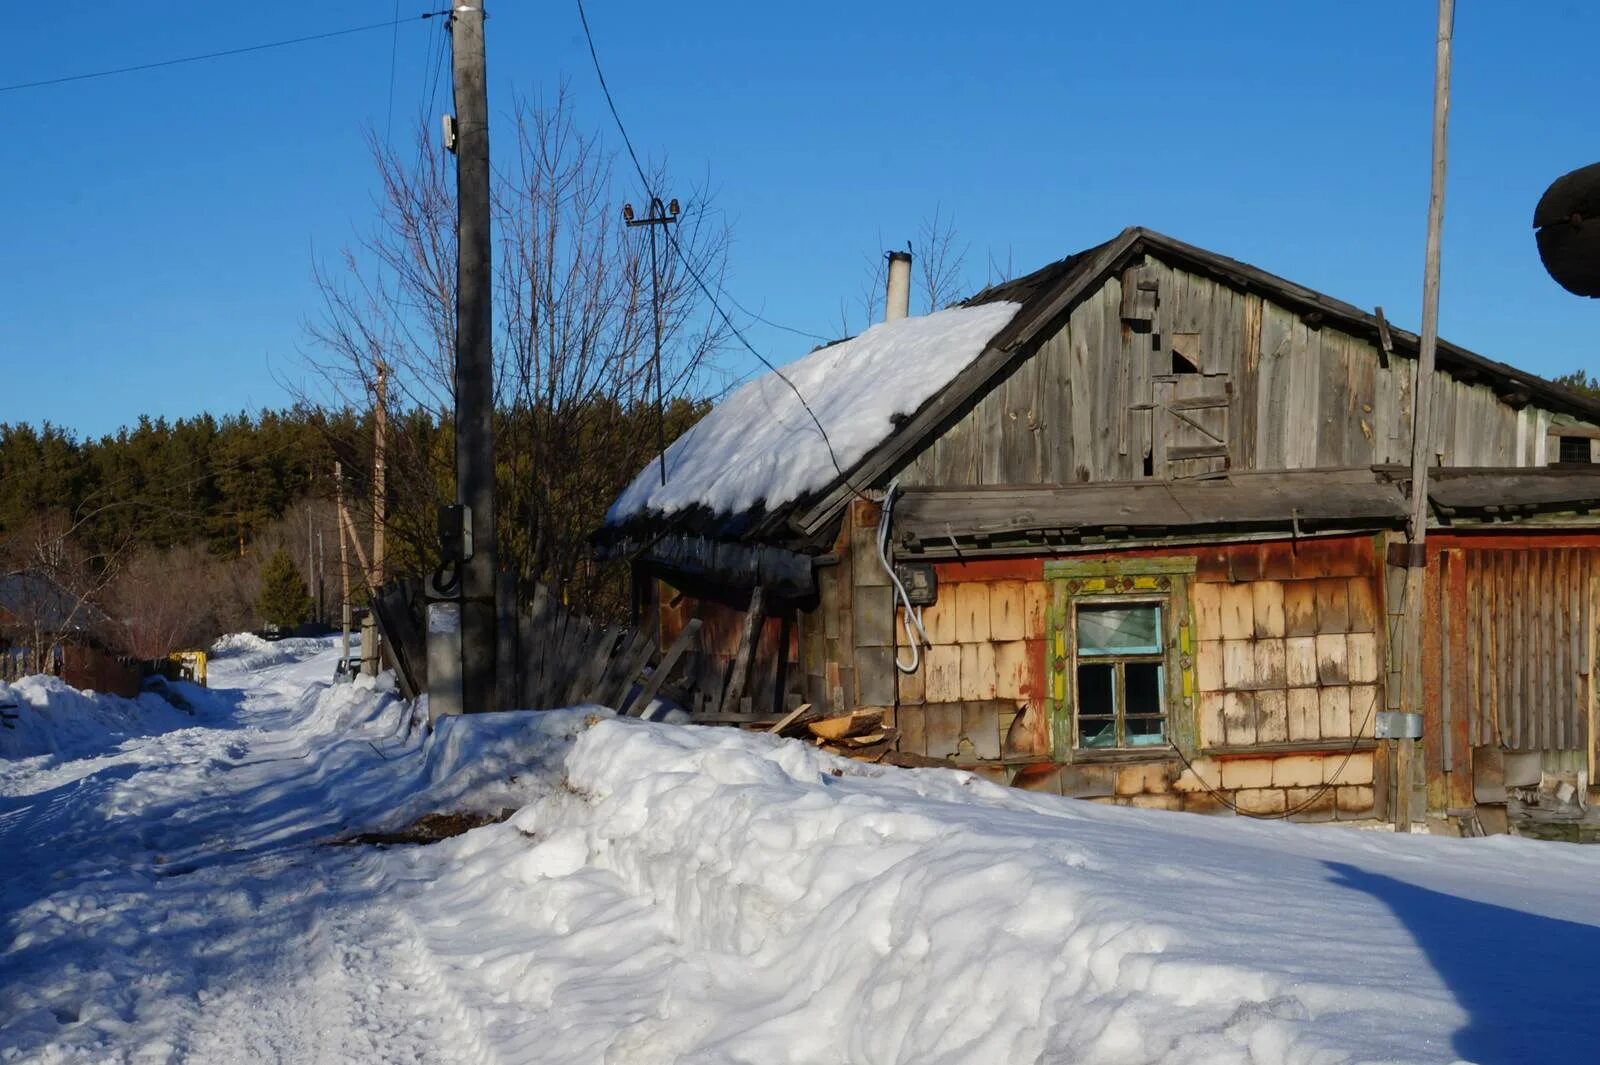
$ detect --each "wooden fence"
[370,579,699,716]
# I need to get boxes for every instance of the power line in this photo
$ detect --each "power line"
[0,12,450,95]
[573,0,863,496]
[384,1,404,146]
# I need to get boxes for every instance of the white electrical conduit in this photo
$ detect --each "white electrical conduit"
[878,481,931,673]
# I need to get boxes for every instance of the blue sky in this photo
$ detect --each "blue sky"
[3,1,1598,439]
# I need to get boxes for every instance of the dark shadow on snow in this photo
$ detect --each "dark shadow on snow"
[1325,860,1600,1064]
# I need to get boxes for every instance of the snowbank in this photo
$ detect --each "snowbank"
[0,675,196,763]
[7,638,1600,1064]
[606,302,1020,523]
[389,714,1600,1065]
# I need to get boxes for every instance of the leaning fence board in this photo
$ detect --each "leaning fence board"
[625,618,703,717]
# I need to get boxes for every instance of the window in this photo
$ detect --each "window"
[1074,601,1168,749]
[1557,434,1594,465]
[1045,557,1196,760]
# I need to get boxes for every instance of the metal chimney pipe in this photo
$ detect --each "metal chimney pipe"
[885,250,912,322]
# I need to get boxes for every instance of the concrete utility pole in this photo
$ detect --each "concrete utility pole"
[451,3,497,712]
[1397,0,1454,833]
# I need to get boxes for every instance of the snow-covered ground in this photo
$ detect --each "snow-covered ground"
[4,639,1600,1064]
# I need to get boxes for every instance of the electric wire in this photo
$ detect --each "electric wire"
[384,0,404,146]
[0,12,450,95]
[878,482,931,673]
[572,2,1390,817]
[1167,697,1379,821]
[573,0,868,501]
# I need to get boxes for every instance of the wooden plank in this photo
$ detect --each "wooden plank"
[924,645,962,703]
[1255,689,1289,743]
[1252,581,1286,638]
[1588,554,1598,782]
[924,703,963,759]
[1541,549,1556,751]
[1315,578,1350,634]
[1287,687,1320,741]
[1219,585,1253,640]
[1283,581,1318,637]
[1168,443,1229,461]
[1285,636,1318,687]
[890,474,1406,546]
[628,618,703,717]
[1169,393,1232,411]
[954,582,991,643]
[1557,550,1572,751]
[1423,554,1446,810]
[1223,691,1256,745]
[989,580,1027,641]
[766,701,816,735]
[722,586,767,711]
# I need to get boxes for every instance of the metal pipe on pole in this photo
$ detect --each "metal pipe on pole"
[1397,0,1454,832]
[451,3,498,713]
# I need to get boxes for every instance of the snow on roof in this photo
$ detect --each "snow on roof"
[605,301,1022,526]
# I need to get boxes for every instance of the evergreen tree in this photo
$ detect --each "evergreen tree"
[255,548,312,629]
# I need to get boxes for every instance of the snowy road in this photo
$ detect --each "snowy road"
[0,639,481,1064]
[5,637,1600,1065]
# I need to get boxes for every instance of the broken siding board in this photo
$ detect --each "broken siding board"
[1234,294,1262,470]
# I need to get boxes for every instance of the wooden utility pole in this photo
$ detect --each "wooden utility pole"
[363,362,389,677]
[336,461,351,666]
[1398,0,1454,833]
[623,197,680,485]
[372,360,389,588]
[451,3,497,713]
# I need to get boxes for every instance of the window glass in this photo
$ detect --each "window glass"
[1076,663,1117,748]
[1077,603,1161,655]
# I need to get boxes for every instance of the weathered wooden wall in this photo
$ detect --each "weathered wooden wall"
[877,534,1386,819]
[1183,537,1384,818]
[897,256,1581,487]
[1422,532,1600,814]
[888,557,1050,781]
[656,579,800,717]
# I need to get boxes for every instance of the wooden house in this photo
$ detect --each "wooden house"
[596,227,1600,829]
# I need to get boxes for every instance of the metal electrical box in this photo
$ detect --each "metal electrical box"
[1375,711,1424,740]
[895,562,938,607]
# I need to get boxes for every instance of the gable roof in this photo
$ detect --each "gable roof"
[602,226,1600,551]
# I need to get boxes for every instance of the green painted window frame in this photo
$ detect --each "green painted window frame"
[1044,557,1198,761]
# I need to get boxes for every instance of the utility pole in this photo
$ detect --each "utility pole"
[451,3,497,712]
[1396,0,1454,833]
[363,361,389,677]
[336,461,351,667]
[624,196,679,485]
